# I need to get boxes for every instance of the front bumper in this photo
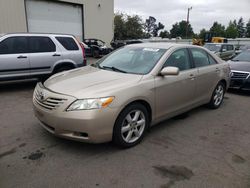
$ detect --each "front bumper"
[229,71,250,90]
[33,83,118,143]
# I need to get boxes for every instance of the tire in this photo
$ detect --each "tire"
[207,82,226,109]
[93,50,100,58]
[113,103,149,148]
[54,65,72,74]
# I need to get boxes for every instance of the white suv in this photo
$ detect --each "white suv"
[0,33,86,81]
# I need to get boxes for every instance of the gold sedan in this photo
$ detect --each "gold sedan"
[33,43,230,148]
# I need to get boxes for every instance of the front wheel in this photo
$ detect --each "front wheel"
[208,82,225,109]
[113,103,149,148]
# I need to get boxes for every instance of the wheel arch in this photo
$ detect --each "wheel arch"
[219,79,227,89]
[118,99,152,124]
[52,62,77,73]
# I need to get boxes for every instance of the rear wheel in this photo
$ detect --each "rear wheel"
[208,82,225,109]
[113,103,149,148]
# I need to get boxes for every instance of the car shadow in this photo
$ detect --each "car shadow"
[39,128,121,155]
[0,80,37,93]
[228,88,250,96]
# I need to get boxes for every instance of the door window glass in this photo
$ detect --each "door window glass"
[191,48,210,67]
[208,54,217,65]
[0,37,28,54]
[227,45,234,51]
[163,49,191,71]
[56,37,79,51]
[222,45,227,52]
[29,37,56,53]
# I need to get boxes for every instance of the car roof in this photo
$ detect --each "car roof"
[2,32,75,38]
[125,42,197,50]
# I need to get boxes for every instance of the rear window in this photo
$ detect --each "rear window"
[56,37,79,51]
[28,36,55,53]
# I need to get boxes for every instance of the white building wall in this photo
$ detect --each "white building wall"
[0,0,114,45]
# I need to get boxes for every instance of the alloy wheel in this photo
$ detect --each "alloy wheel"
[121,110,146,143]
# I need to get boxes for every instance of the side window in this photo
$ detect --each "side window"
[208,54,217,65]
[56,37,79,51]
[222,45,227,52]
[227,45,233,51]
[163,48,191,71]
[29,37,56,53]
[190,48,210,68]
[0,37,28,54]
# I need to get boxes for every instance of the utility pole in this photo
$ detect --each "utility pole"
[186,6,192,39]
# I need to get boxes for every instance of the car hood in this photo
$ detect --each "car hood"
[44,66,143,98]
[229,61,250,72]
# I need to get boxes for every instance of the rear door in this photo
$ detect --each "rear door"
[189,48,221,102]
[28,36,60,75]
[55,36,83,65]
[155,48,198,120]
[0,36,30,80]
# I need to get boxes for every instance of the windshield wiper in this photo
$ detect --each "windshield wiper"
[101,66,127,73]
[231,59,239,62]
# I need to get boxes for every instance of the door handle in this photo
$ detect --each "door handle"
[215,68,220,72]
[53,53,61,57]
[189,74,196,80]
[17,55,27,59]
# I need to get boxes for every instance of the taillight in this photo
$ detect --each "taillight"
[79,42,87,66]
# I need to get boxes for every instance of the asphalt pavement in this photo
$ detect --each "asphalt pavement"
[0,65,250,188]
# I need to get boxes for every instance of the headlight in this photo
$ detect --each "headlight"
[67,97,114,111]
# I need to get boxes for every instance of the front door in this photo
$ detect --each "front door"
[155,48,197,120]
[0,36,29,80]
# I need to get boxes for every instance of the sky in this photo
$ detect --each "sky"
[114,0,250,33]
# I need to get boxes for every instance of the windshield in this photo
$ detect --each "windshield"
[95,47,166,75]
[232,51,250,62]
[204,44,221,52]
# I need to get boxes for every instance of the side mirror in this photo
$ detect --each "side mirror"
[222,48,227,52]
[160,66,179,76]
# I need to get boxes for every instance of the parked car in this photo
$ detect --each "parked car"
[228,50,250,90]
[235,45,250,55]
[110,40,144,50]
[204,43,235,60]
[83,38,112,58]
[0,33,86,81]
[33,43,230,148]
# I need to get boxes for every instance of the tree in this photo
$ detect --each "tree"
[170,20,194,38]
[237,17,245,38]
[125,15,144,39]
[209,22,225,37]
[225,20,238,38]
[159,30,170,38]
[114,13,145,40]
[144,16,165,37]
[198,28,208,39]
[246,19,250,37]
[152,22,165,37]
[114,13,127,40]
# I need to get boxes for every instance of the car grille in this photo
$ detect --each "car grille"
[231,71,250,80]
[34,90,67,110]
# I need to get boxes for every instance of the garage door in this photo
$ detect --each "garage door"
[25,0,83,40]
